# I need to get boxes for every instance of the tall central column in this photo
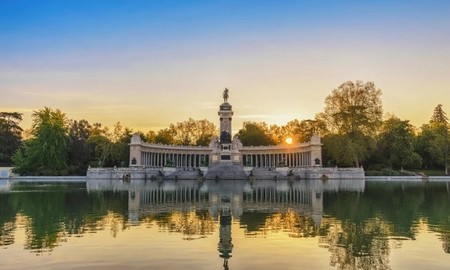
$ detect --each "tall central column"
[218,89,234,163]
[219,104,233,142]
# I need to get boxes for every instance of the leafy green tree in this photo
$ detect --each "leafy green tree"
[431,104,449,124]
[145,130,157,143]
[294,119,328,143]
[268,121,302,144]
[430,105,449,174]
[109,122,134,167]
[86,124,113,168]
[150,118,217,146]
[0,112,23,165]
[193,119,217,146]
[267,118,328,145]
[68,119,92,174]
[378,116,421,170]
[9,142,30,175]
[12,107,69,175]
[237,122,275,146]
[322,133,376,167]
[155,128,175,145]
[167,118,217,146]
[318,81,383,167]
[268,124,284,144]
[416,105,449,173]
[416,125,441,169]
[170,119,196,145]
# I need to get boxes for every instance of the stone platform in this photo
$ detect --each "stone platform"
[86,166,365,181]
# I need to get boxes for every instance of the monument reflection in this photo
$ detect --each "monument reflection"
[87,178,365,268]
[87,179,365,220]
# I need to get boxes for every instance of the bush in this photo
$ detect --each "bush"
[365,168,418,176]
[365,170,383,176]
[366,163,386,171]
[399,170,416,176]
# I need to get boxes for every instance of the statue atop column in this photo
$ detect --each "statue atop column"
[223,88,229,103]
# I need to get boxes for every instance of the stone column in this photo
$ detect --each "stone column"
[129,136,142,166]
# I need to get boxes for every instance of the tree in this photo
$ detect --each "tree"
[0,112,23,165]
[85,123,113,168]
[237,122,275,146]
[430,104,449,175]
[193,119,217,146]
[155,128,175,145]
[431,104,449,124]
[322,133,376,167]
[269,120,301,144]
[167,118,217,146]
[416,105,449,173]
[294,119,328,143]
[318,81,383,166]
[109,122,134,167]
[12,107,69,175]
[68,119,92,174]
[145,130,157,143]
[268,124,284,144]
[86,134,113,168]
[266,118,328,145]
[378,116,421,170]
[416,125,442,169]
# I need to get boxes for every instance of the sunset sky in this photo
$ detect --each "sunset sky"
[1,0,449,134]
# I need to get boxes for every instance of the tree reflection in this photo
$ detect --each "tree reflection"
[0,193,16,246]
[242,210,318,238]
[420,182,450,254]
[0,183,128,253]
[0,221,15,246]
[143,210,215,240]
[441,233,450,254]
[319,182,450,269]
[319,217,392,270]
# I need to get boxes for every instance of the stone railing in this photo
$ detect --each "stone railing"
[241,143,310,150]
[140,142,211,151]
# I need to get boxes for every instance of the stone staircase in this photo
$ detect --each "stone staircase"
[165,168,201,180]
[205,163,248,180]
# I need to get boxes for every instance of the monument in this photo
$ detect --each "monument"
[87,88,365,180]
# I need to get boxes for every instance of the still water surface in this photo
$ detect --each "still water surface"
[0,179,449,269]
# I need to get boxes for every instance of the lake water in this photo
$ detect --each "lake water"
[0,179,449,269]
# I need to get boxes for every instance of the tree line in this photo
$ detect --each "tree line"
[0,80,448,175]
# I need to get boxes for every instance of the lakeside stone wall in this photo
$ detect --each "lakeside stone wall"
[87,166,365,180]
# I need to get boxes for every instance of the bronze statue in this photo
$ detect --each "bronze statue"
[223,88,229,102]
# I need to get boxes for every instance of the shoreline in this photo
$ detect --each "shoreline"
[2,176,450,182]
[365,176,450,182]
[7,176,86,182]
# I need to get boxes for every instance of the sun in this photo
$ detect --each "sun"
[285,137,293,144]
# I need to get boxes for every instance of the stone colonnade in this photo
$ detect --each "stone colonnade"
[241,151,312,168]
[141,151,210,167]
[129,134,322,168]
[137,147,314,168]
